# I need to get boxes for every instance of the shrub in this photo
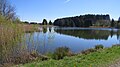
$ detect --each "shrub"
[112,44,120,47]
[52,47,72,60]
[95,45,104,50]
[81,48,96,55]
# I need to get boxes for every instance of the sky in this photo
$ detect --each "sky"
[10,0,120,23]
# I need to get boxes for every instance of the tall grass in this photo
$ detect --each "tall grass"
[0,15,27,64]
[0,15,45,66]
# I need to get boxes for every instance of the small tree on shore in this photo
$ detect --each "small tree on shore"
[42,19,47,25]
[111,19,115,27]
[49,20,52,25]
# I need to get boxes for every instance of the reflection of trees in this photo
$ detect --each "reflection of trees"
[55,29,120,40]
[110,30,114,37]
[43,27,47,33]
[36,27,55,54]
[49,27,52,32]
[117,31,120,44]
[48,27,55,45]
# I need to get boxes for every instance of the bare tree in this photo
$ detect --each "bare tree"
[0,0,16,20]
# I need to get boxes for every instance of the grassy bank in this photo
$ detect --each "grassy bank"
[15,45,120,67]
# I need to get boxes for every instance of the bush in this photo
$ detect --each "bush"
[95,45,104,50]
[52,47,72,60]
[81,48,96,55]
[112,44,120,47]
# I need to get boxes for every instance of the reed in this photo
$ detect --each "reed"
[0,15,25,64]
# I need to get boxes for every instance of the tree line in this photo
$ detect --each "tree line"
[53,14,120,28]
[22,19,53,25]
[22,16,120,28]
[53,14,111,27]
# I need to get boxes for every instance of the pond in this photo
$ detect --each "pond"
[25,27,120,54]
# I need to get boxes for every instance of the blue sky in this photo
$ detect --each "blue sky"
[10,0,120,23]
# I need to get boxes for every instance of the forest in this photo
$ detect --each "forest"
[54,14,111,27]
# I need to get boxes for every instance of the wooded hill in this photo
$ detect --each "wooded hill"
[53,14,111,27]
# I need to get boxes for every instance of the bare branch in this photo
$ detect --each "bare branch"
[0,0,16,20]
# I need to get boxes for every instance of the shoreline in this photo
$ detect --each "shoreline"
[12,44,120,67]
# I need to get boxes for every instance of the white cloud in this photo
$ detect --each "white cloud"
[64,0,71,3]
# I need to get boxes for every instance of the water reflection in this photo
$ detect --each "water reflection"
[25,27,120,54]
[55,28,120,40]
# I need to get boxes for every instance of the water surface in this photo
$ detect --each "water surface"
[25,27,120,54]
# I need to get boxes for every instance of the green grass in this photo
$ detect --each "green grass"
[16,46,120,67]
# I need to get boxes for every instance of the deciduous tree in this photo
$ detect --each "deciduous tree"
[42,19,47,25]
[0,0,16,20]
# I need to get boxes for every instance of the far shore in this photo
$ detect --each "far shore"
[19,23,119,33]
